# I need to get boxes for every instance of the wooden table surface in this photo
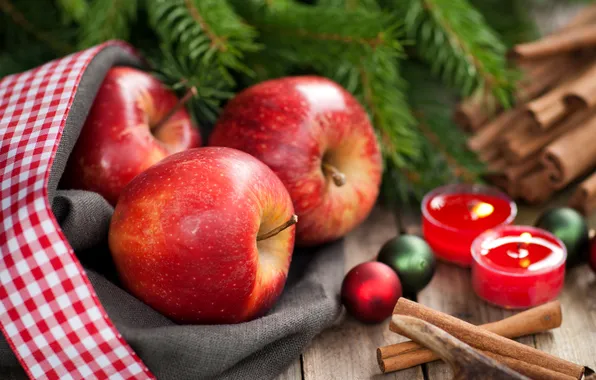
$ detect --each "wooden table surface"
[276,195,596,380]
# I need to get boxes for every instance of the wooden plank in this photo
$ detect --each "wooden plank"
[417,263,537,379]
[534,264,596,371]
[406,203,534,380]
[516,196,596,372]
[301,206,424,380]
[276,358,303,380]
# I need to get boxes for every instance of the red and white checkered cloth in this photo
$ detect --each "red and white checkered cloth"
[0,42,154,379]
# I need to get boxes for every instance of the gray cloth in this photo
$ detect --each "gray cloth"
[0,45,344,379]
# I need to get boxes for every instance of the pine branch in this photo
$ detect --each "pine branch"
[147,0,260,83]
[78,0,138,48]
[56,0,88,24]
[315,0,381,10]
[0,0,72,54]
[147,46,235,125]
[396,61,485,200]
[393,0,516,107]
[233,1,420,167]
[470,0,540,47]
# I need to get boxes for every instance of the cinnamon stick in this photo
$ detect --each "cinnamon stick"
[564,63,596,109]
[390,298,584,379]
[525,67,590,130]
[378,301,562,373]
[542,112,596,189]
[489,175,518,199]
[454,92,498,131]
[468,107,525,153]
[569,171,596,215]
[487,155,542,198]
[478,147,501,164]
[502,107,594,163]
[391,315,530,379]
[511,24,596,60]
[517,55,579,102]
[456,7,596,134]
[518,168,555,204]
[486,156,507,172]
[457,55,577,132]
[480,351,577,380]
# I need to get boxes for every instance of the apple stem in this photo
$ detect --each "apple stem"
[152,86,197,135]
[257,214,298,241]
[322,163,346,186]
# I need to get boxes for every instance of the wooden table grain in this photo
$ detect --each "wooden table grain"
[277,198,596,380]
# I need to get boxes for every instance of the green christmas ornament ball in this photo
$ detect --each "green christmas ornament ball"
[377,235,436,295]
[535,207,589,266]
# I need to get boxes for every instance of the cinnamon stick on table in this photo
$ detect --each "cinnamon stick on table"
[542,112,596,189]
[569,171,596,215]
[391,315,531,380]
[378,301,562,374]
[390,298,585,379]
[511,24,596,60]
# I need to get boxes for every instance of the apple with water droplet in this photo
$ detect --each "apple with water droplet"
[109,147,297,324]
[63,66,201,205]
[210,76,382,246]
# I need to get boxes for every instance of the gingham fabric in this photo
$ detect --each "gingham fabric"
[0,42,154,379]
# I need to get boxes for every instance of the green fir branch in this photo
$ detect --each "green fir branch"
[78,0,138,48]
[315,0,381,10]
[395,0,516,107]
[397,61,485,200]
[55,0,88,24]
[470,0,540,47]
[233,1,420,169]
[147,0,260,83]
[147,46,235,125]
[0,0,72,54]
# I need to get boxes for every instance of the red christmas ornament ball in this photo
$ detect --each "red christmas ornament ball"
[341,262,402,323]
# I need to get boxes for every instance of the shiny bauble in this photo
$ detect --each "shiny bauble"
[377,235,436,294]
[535,207,589,266]
[341,262,402,324]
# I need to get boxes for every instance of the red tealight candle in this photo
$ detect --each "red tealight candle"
[422,184,516,266]
[471,226,566,309]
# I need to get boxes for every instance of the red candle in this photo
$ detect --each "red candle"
[471,226,566,309]
[422,184,516,266]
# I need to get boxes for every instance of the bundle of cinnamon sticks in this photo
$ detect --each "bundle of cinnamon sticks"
[378,299,587,379]
[460,5,596,214]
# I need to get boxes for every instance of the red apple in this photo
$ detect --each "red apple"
[108,147,297,324]
[63,66,201,205]
[210,76,382,246]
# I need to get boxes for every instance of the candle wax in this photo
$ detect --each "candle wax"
[425,193,513,230]
[481,235,554,271]
[422,190,515,266]
[472,226,566,309]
